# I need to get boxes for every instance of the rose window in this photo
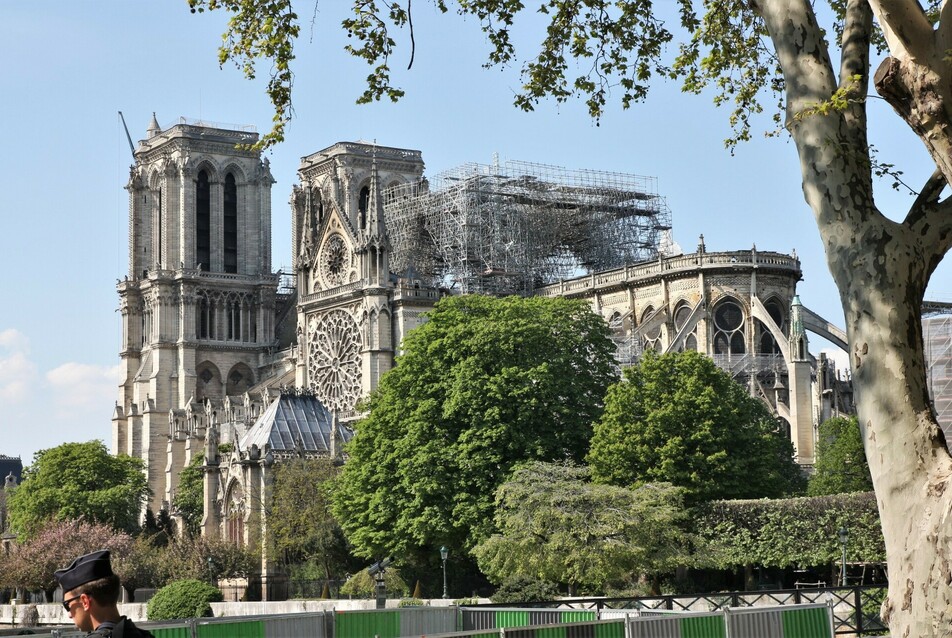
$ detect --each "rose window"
[308,310,361,413]
[320,234,350,287]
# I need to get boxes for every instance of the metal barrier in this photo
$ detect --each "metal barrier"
[473,585,887,636]
[420,619,625,638]
[460,607,596,631]
[335,606,457,638]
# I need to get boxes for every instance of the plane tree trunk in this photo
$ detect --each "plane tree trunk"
[755,1,952,635]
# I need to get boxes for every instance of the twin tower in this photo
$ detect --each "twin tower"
[113,117,424,512]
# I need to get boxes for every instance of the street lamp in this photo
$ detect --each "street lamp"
[838,526,848,587]
[440,546,449,599]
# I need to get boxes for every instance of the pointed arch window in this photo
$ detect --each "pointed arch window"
[759,298,787,354]
[197,295,212,340]
[224,173,238,273]
[310,186,324,225]
[674,303,698,352]
[358,185,370,229]
[713,299,746,355]
[227,297,241,341]
[641,306,663,353]
[196,170,211,271]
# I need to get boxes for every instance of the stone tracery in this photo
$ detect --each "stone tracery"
[307,309,362,414]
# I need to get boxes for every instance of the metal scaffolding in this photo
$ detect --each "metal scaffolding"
[383,158,672,294]
[924,306,952,440]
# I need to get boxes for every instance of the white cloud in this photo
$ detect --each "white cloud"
[46,362,119,410]
[0,328,37,402]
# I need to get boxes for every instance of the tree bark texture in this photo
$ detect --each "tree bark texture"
[755,1,952,635]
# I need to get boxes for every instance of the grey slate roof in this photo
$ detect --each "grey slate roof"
[239,393,352,454]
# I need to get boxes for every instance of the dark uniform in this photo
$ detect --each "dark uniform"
[86,617,154,638]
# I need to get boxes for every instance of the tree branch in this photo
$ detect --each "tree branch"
[906,168,947,225]
[937,0,952,53]
[838,0,873,141]
[868,0,935,61]
[905,174,952,279]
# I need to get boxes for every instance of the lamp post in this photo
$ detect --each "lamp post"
[440,546,449,599]
[838,526,848,587]
[207,557,214,585]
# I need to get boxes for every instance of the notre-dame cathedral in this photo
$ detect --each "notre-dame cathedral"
[112,117,853,598]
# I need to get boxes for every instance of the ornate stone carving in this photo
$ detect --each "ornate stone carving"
[307,309,361,413]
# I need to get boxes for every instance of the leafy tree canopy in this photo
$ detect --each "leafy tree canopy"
[474,461,689,593]
[808,415,874,496]
[339,567,409,598]
[8,441,150,539]
[269,457,353,579]
[588,350,805,503]
[332,294,617,561]
[173,452,206,538]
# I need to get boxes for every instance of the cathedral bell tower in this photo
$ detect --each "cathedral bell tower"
[114,115,278,513]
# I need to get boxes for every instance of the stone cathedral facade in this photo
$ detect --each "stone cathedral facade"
[113,118,851,598]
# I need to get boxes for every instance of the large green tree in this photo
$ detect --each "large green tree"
[809,416,874,496]
[588,350,804,503]
[188,1,952,632]
[8,441,150,539]
[332,295,617,561]
[474,461,689,594]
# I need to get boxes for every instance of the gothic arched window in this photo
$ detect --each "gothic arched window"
[713,299,746,355]
[759,297,787,354]
[641,306,663,353]
[358,185,370,229]
[227,298,241,341]
[196,170,211,271]
[224,173,238,273]
[197,295,211,340]
[674,303,697,351]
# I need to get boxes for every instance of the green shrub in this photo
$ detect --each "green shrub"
[339,569,409,598]
[399,598,426,607]
[491,575,560,603]
[147,579,223,620]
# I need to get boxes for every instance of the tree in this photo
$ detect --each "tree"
[474,461,689,594]
[339,568,409,598]
[162,535,257,583]
[588,351,804,503]
[809,416,874,496]
[8,441,149,539]
[172,452,205,538]
[188,1,952,632]
[332,295,617,561]
[268,457,352,581]
[1,520,133,601]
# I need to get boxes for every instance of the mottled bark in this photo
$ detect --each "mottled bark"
[754,0,952,635]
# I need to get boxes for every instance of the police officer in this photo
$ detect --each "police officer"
[54,550,154,638]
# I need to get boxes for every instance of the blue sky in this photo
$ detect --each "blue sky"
[1,2,948,464]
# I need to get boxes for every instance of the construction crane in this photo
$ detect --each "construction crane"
[118,111,136,157]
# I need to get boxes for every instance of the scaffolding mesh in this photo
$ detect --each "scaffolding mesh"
[383,159,672,294]
[924,309,952,440]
